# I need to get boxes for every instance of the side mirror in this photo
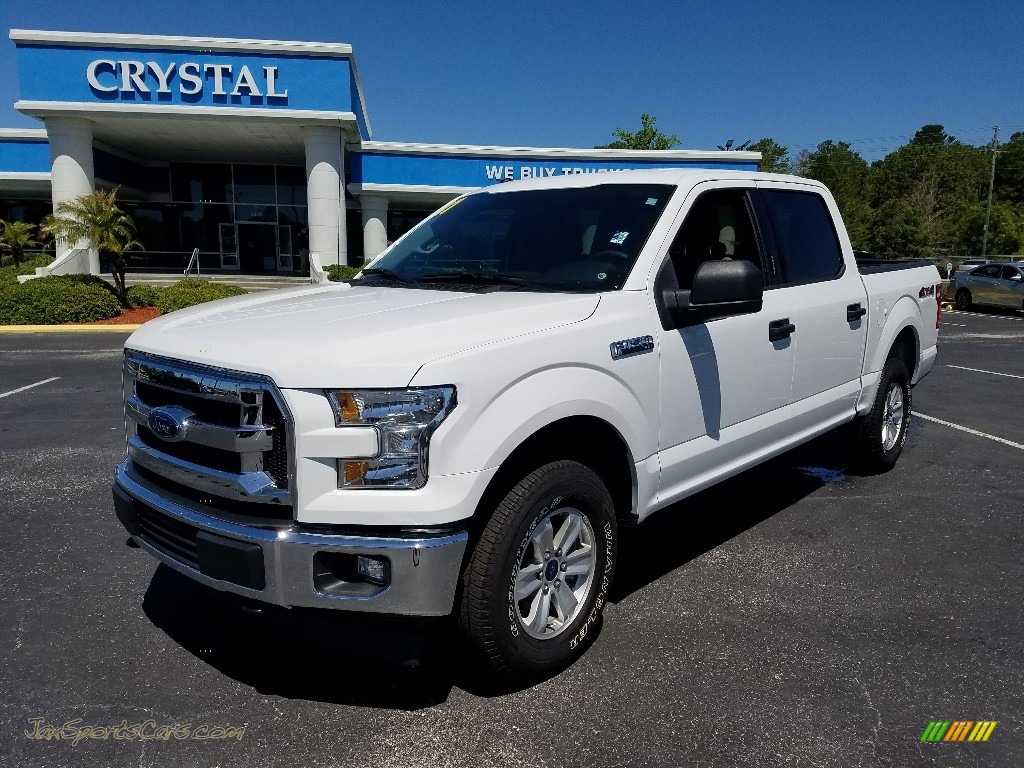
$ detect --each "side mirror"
[662,260,764,328]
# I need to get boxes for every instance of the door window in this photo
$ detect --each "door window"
[665,189,763,290]
[759,190,843,286]
[974,265,1001,278]
[1001,266,1023,281]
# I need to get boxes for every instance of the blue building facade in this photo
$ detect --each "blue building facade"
[1,29,759,274]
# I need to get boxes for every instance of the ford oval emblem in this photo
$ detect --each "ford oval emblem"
[148,406,191,442]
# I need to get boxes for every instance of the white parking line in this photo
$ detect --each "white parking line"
[944,309,1023,321]
[0,376,61,399]
[946,365,1024,380]
[914,412,1024,451]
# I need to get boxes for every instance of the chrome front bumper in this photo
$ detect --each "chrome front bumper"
[113,459,468,616]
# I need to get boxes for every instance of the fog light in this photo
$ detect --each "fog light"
[356,555,388,586]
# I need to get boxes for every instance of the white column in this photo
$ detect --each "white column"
[46,116,99,274]
[360,194,389,261]
[303,125,347,266]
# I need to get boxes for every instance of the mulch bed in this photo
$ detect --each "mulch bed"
[76,307,161,325]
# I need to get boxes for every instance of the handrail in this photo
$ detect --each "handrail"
[183,247,200,279]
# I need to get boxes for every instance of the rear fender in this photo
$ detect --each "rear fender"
[857,295,921,413]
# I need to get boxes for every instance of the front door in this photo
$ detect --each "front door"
[238,223,278,274]
[656,184,796,502]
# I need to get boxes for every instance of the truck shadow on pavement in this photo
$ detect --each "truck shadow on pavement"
[142,428,860,708]
[609,427,859,604]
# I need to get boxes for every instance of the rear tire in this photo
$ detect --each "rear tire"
[955,289,972,311]
[459,460,616,678]
[854,357,911,473]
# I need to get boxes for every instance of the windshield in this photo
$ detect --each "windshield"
[360,183,674,292]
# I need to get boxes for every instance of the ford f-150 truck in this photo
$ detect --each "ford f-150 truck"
[113,170,941,677]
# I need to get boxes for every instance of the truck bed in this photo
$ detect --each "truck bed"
[857,258,935,275]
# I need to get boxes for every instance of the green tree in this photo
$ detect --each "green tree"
[953,201,1024,255]
[866,199,930,259]
[41,188,142,307]
[870,125,987,256]
[0,220,42,268]
[994,132,1024,206]
[799,140,872,248]
[597,113,680,150]
[748,137,791,174]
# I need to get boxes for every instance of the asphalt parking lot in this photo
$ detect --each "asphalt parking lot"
[1,308,1022,768]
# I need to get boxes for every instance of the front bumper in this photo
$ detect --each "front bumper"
[113,459,468,616]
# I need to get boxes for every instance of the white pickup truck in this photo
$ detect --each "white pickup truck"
[113,170,941,677]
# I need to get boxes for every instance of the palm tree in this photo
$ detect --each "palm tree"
[0,220,42,268]
[41,188,142,307]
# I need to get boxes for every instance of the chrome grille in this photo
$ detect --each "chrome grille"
[123,351,293,515]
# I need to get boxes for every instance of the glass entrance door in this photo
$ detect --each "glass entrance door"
[219,223,239,270]
[277,225,293,272]
[237,223,279,274]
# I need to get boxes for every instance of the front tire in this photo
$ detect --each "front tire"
[459,460,617,678]
[955,289,972,311]
[854,357,911,473]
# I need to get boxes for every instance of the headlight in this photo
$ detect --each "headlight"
[326,386,456,489]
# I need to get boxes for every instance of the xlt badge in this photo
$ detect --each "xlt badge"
[610,335,654,360]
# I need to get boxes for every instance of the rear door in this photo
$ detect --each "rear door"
[753,182,868,416]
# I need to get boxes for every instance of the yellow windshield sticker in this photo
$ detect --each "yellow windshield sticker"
[434,197,466,217]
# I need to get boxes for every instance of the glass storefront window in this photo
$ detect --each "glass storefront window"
[180,203,233,253]
[170,163,232,203]
[236,204,277,223]
[277,205,308,228]
[121,203,182,252]
[388,209,430,244]
[233,164,276,206]
[111,163,310,272]
[276,166,307,206]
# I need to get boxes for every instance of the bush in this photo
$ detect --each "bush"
[0,275,121,325]
[126,284,164,307]
[155,280,247,315]
[326,264,362,282]
[0,254,52,286]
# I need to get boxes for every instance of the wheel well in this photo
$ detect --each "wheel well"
[471,416,636,534]
[887,326,918,380]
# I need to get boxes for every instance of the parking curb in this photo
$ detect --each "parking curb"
[0,324,141,333]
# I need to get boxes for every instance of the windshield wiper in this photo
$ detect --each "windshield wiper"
[357,267,414,283]
[419,272,551,290]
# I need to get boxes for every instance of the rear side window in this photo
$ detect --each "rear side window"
[975,265,1001,278]
[760,190,843,285]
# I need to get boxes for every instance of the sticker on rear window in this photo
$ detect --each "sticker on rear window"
[610,231,629,245]
[645,198,658,205]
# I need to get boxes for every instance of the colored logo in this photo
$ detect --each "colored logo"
[148,406,191,442]
[921,721,997,742]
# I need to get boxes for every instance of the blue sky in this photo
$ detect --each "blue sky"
[1,0,1021,161]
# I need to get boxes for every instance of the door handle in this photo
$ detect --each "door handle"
[847,303,867,322]
[768,318,796,341]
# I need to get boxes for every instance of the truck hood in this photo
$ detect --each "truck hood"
[125,283,600,387]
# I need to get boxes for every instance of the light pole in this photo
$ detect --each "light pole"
[981,126,999,259]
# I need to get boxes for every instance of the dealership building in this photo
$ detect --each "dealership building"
[0,29,759,275]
